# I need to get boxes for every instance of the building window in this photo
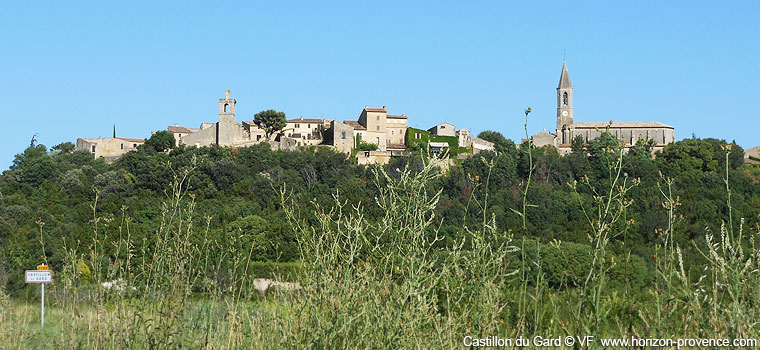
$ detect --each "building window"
[563,92,568,106]
[341,131,346,140]
[391,130,394,135]
[224,104,229,113]
[440,125,445,129]
[376,137,380,145]
[295,123,300,128]
[376,126,380,131]
[415,133,421,139]
[133,144,137,148]
[91,145,96,152]
[257,135,262,141]
[121,144,124,149]
[307,124,311,128]
[376,115,380,120]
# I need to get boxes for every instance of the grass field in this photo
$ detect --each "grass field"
[2,154,759,349]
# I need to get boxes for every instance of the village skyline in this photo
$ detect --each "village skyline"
[2,2,758,167]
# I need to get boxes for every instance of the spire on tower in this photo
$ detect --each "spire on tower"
[558,60,572,89]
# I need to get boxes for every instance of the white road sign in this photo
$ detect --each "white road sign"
[25,270,53,283]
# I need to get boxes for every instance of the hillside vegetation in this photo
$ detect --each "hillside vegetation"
[1,131,759,348]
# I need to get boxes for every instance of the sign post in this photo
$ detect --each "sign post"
[25,264,52,327]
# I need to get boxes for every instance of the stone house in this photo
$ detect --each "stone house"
[456,128,495,154]
[283,117,326,146]
[428,122,456,137]
[745,146,760,165]
[325,105,409,152]
[326,120,356,154]
[77,136,145,162]
[385,114,408,151]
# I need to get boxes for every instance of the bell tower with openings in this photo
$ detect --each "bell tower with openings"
[557,60,574,145]
[219,89,236,123]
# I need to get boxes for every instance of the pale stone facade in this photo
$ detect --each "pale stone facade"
[745,146,760,165]
[326,120,355,154]
[428,122,456,137]
[170,89,268,148]
[532,61,675,154]
[324,106,409,153]
[77,136,145,162]
[283,117,326,146]
[456,128,495,154]
[386,114,408,150]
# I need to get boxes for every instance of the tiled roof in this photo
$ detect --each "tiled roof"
[117,137,146,143]
[288,117,323,123]
[364,106,386,112]
[168,125,192,133]
[572,122,673,129]
[471,137,494,146]
[344,120,366,130]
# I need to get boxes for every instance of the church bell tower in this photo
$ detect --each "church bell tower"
[557,60,574,145]
[219,89,236,123]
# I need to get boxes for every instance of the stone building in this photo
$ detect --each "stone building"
[421,123,495,154]
[77,136,145,162]
[325,120,356,154]
[532,61,675,154]
[745,146,760,165]
[283,117,327,146]
[325,105,408,152]
[385,114,408,151]
[456,128,495,154]
[428,122,456,137]
[169,89,267,148]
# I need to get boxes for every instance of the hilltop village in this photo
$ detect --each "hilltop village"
[76,88,496,165]
[77,63,683,164]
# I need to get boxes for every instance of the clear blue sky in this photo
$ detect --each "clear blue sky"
[1,1,758,168]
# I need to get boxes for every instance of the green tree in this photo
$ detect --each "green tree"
[477,130,511,153]
[52,142,76,153]
[227,215,271,260]
[145,130,174,152]
[254,110,287,140]
[357,141,379,151]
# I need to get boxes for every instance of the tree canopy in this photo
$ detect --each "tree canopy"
[0,131,758,296]
[253,110,287,139]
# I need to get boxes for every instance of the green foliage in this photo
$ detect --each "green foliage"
[144,130,173,152]
[356,141,378,151]
[52,142,76,153]
[0,131,758,346]
[253,109,287,139]
[405,127,461,157]
[477,130,512,153]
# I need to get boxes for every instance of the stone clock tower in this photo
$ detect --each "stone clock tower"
[557,60,574,145]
